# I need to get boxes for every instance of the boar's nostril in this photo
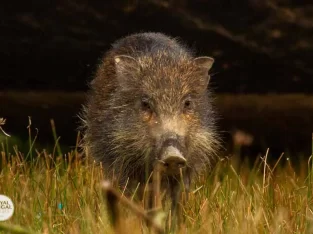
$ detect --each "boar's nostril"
[161,146,186,173]
[163,156,186,168]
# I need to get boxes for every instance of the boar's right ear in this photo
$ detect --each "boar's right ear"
[114,55,140,89]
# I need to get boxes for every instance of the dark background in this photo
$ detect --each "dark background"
[1,0,313,93]
[1,0,313,160]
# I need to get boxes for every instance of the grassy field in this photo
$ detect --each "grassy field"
[0,121,313,234]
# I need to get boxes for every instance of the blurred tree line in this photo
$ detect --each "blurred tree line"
[1,0,312,93]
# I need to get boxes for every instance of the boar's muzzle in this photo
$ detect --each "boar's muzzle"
[157,132,186,175]
[161,146,186,173]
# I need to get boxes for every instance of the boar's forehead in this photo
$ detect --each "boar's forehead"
[138,57,199,97]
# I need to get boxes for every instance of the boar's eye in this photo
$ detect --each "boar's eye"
[141,97,152,112]
[183,98,193,112]
[139,96,154,122]
[184,100,191,108]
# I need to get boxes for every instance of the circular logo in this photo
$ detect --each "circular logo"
[0,195,14,221]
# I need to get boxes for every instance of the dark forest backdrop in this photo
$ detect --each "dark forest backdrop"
[1,0,313,93]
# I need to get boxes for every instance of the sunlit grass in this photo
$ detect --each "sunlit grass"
[0,125,313,233]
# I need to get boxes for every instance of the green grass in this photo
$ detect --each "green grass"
[0,128,313,233]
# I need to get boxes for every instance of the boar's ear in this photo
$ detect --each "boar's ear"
[114,55,140,89]
[194,56,214,88]
[194,56,214,74]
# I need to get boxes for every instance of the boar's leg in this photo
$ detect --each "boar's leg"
[168,171,191,230]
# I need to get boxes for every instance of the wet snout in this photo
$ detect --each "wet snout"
[161,146,186,174]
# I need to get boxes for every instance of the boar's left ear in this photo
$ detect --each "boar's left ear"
[194,56,214,88]
[194,56,214,73]
[114,55,140,89]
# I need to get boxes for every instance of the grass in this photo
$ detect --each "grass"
[0,122,313,233]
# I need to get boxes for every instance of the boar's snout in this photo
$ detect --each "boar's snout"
[160,146,186,175]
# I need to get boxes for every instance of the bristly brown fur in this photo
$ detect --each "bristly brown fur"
[80,32,221,189]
